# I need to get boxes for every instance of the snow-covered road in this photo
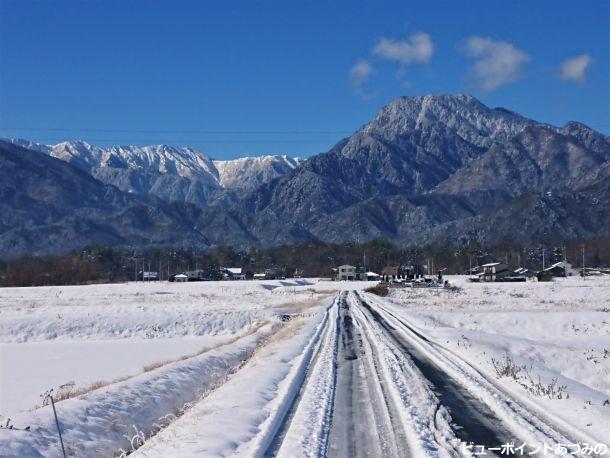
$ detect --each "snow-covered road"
[300,291,605,457]
[271,291,598,457]
[1,279,608,456]
[138,291,603,457]
[327,294,410,457]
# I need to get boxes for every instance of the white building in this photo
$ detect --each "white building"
[336,265,357,281]
[225,267,246,280]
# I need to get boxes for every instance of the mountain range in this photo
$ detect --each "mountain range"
[2,93,609,257]
[7,139,301,207]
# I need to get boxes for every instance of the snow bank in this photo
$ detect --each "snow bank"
[0,323,278,457]
[0,336,241,414]
[133,298,334,457]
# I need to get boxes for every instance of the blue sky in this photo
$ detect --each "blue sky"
[0,0,608,159]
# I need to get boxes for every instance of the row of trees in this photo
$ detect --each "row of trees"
[1,238,609,287]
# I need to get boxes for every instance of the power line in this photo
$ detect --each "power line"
[0,126,354,135]
[2,123,609,134]
[0,136,339,144]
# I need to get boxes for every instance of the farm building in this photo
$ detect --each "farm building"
[544,261,579,277]
[224,267,247,280]
[478,262,512,282]
[174,273,188,282]
[360,271,380,281]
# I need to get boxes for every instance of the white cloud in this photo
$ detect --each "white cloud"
[463,36,530,91]
[560,54,593,83]
[349,59,375,99]
[372,33,434,64]
[349,59,373,87]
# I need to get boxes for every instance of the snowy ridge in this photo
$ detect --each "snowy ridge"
[214,154,300,189]
[47,140,300,189]
[5,138,302,195]
[4,138,52,154]
[359,93,533,148]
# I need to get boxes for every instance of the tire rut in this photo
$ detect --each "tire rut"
[355,291,528,457]
[328,295,409,457]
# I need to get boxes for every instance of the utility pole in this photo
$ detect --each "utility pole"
[542,247,545,271]
[50,394,67,458]
[582,245,586,280]
[563,246,567,278]
[469,253,472,278]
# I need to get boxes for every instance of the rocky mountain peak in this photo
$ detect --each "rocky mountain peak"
[362,93,532,146]
[560,121,610,157]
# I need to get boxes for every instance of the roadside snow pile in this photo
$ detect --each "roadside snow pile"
[386,276,610,443]
[135,297,335,457]
[0,335,247,414]
[0,323,279,457]
[0,279,336,417]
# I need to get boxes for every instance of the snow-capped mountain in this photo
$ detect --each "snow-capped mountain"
[6,138,52,154]
[196,93,610,248]
[2,93,609,257]
[5,139,302,206]
[51,142,218,179]
[214,155,301,190]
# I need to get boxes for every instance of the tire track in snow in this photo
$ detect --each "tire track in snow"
[276,291,460,457]
[264,293,341,457]
[357,293,515,452]
[363,292,602,451]
[327,294,410,457]
[347,293,460,457]
[356,291,589,457]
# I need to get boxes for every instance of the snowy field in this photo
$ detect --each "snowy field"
[0,279,353,414]
[0,277,608,456]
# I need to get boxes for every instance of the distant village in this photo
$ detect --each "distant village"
[2,240,610,288]
[134,258,609,288]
